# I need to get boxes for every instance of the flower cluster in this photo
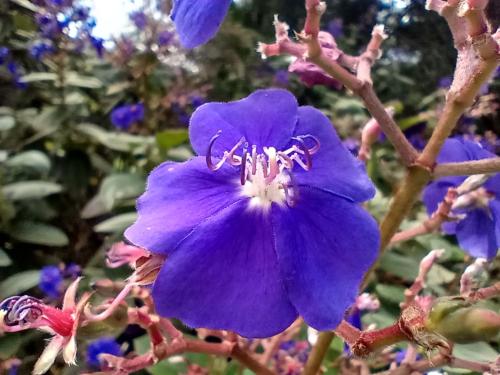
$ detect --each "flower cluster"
[423,138,500,259]
[110,103,145,130]
[30,0,104,61]
[125,89,380,337]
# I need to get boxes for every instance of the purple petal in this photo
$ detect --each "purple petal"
[490,199,500,253]
[292,106,375,202]
[152,201,297,338]
[171,0,231,48]
[456,208,498,259]
[125,157,243,255]
[437,138,495,164]
[272,188,379,330]
[189,89,298,157]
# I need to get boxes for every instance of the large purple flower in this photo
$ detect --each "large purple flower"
[423,138,500,259]
[171,0,231,48]
[125,89,379,338]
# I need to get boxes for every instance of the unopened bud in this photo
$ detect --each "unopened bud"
[426,297,500,344]
[456,174,491,195]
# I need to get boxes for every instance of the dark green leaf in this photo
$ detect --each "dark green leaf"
[2,181,62,200]
[94,212,137,233]
[10,221,69,246]
[0,270,40,299]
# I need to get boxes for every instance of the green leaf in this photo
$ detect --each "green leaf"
[0,270,40,299]
[2,181,62,200]
[453,342,498,363]
[156,129,189,151]
[82,174,145,219]
[5,150,51,173]
[76,123,154,153]
[379,252,419,281]
[20,72,58,83]
[0,334,22,360]
[0,248,12,267]
[375,284,405,305]
[66,72,103,89]
[9,0,40,12]
[0,115,15,131]
[10,221,69,246]
[94,212,137,233]
[426,264,456,286]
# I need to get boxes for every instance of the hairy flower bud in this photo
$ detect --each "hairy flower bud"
[425,297,500,344]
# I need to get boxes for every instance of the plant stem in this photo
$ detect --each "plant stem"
[434,157,500,177]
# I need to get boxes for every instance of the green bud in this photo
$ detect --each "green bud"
[426,297,500,344]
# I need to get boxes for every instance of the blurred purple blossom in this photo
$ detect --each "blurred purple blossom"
[423,138,500,259]
[86,338,122,369]
[0,46,9,65]
[327,18,344,39]
[39,265,64,299]
[30,40,55,61]
[273,69,289,86]
[110,103,145,130]
[130,11,148,29]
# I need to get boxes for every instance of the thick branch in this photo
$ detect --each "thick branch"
[434,157,500,177]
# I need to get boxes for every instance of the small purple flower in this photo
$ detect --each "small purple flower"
[130,11,148,29]
[171,0,232,48]
[289,32,342,90]
[30,41,55,60]
[0,46,9,65]
[86,338,122,369]
[273,69,289,86]
[423,138,500,259]
[327,18,343,39]
[125,89,379,337]
[39,265,64,299]
[189,95,205,109]
[158,30,174,46]
[343,137,360,156]
[404,122,427,151]
[110,103,145,130]
[438,75,453,89]
[89,36,105,58]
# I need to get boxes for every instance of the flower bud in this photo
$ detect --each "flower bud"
[425,297,500,344]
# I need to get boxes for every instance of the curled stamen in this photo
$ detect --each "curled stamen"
[291,137,313,170]
[206,131,227,171]
[277,152,294,169]
[298,134,321,154]
[241,142,249,185]
[226,137,246,166]
[1,296,43,326]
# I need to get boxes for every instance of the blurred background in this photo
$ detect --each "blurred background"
[0,0,498,373]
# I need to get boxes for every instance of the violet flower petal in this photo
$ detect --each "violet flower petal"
[189,89,298,157]
[125,157,243,255]
[272,187,379,331]
[456,209,498,259]
[291,106,375,202]
[171,0,231,49]
[152,201,297,338]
